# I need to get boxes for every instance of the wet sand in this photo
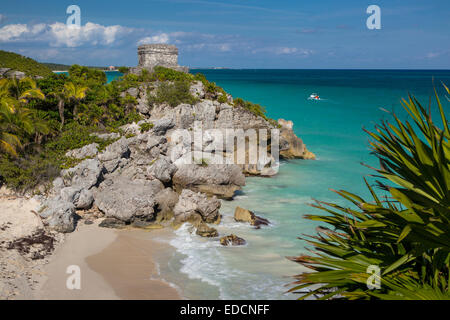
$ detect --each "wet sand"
[86,228,181,300]
[37,222,180,300]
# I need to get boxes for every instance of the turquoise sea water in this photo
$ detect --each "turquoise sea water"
[160,69,450,300]
[57,68,450,299]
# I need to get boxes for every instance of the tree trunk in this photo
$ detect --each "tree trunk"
[58,99,65,129]
[73,102,78,120]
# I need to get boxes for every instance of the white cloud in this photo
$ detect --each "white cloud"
[218,43,231,52]
[0,24,28,41]
[137,33,170,45]
[0,20,314,66]
[48,22,132,47]
[0,22,132,47]
[426,52,440,59]
[276,47,298,54]
[251,47,313,56]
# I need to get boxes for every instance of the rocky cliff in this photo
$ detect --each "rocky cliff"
[36,79,315,237]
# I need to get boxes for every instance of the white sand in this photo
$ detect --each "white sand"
[36,221,120,299]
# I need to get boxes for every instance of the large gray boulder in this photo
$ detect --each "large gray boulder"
[5,70,26,80]
[190,81,205,99]
[152,117,175,135]
[119,122,141,136]
[90,132,120,140]
[60,186,82,203]
[173,189,221,223]
[94,178,164,222]
[61,158,103,190]
[194,100,216,129]
[0,68,11,78]
[40,201,76,233]
[215,106,233,128]
[98,137,130,162]
[74,189,94,210]
[97,137,130,173]
[147,157,177,183]
[65,143,99,159]
[147,135,166,150]
[169,104,195,129]
[172,164,245,199]
[37,159,101,233]
[155,187,179,221]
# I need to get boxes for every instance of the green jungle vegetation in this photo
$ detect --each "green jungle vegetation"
[0,50,53,77]
[0,58,272,192]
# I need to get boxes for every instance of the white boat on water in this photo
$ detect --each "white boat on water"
[308,93,320,100]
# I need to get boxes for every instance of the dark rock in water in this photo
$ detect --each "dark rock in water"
[234,206,269,229]
[99,218,126,229]
[195,223,218,237]
[220,234,246,246]
[130,219,153,228]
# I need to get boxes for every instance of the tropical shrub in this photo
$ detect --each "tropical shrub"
[289,85,450,300]
[139,122,154,133]
[148,80,198,107]
[0,122,118,190]
[233,97,267,119]
[68,64,107,85]
[118,66,129,74]
[153,66,194,82]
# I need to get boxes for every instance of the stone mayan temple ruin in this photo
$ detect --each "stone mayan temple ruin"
[131,44,189,74]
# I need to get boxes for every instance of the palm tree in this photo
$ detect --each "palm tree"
[50,89,66,129]
[51,82,88,128]
[0,111,21,157]
[0,78,48,156]
[63,82,88,121]
[31,110,52,145]
[0,100,22,157]
[0,79,17,113]
[289,85,450,300]
[7,77,45,103]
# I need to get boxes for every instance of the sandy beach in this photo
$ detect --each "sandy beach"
[36,222,181,300]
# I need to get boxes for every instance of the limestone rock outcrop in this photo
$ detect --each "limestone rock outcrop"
[278,119,316,160]
[36,68,315,234]
[234,206,270,229]
[196,223,219,237]
[173,189,221,224]
[155,187,179,222]
[220,234,246,246]
[65,143,99,159]
[173,164,245,199]
[147,157,177,184]
[94,178,164,223]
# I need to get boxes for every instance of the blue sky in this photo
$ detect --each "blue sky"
[0,0,449,68]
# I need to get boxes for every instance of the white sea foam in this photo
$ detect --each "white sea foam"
[168,218,294,300]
